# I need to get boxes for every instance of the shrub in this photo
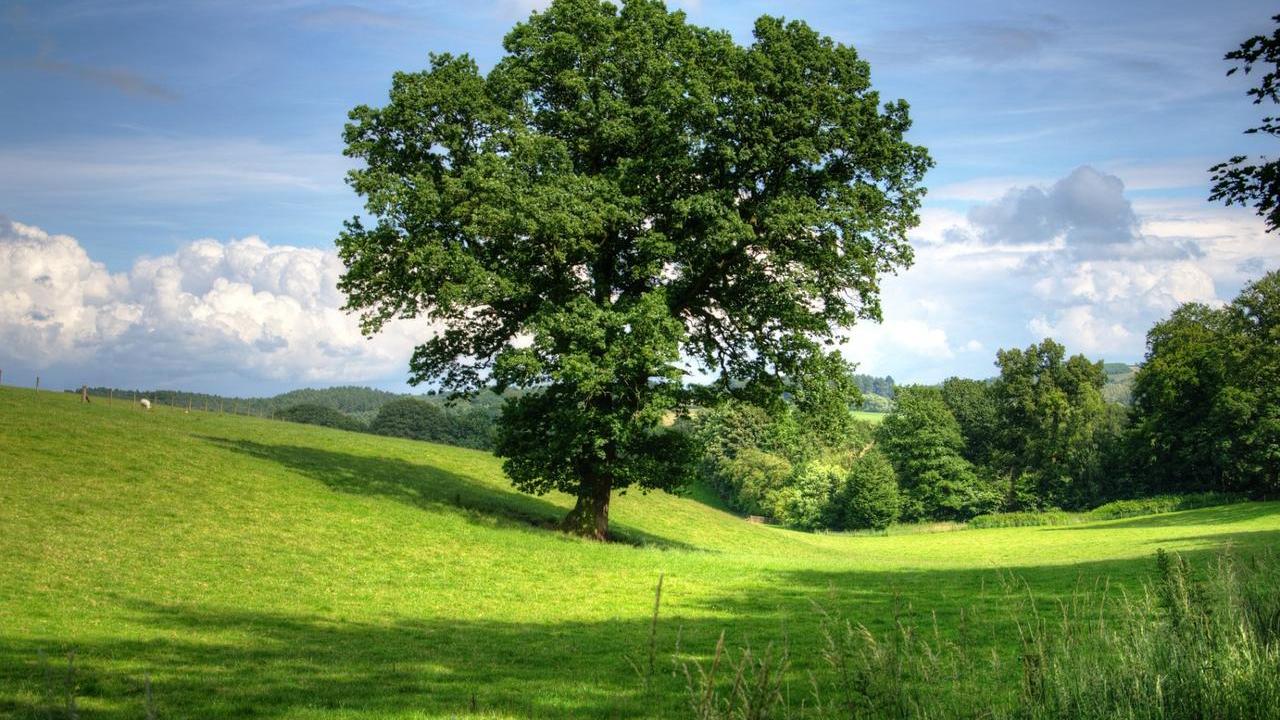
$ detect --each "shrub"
[966,493,1247,529]
[370,397,496,449]
[1088,492,1244,520]
[835,448,900,530]
[772,461,843,530]
[273,403,366,432]
[370,398,448,439]
[967,510,1081,529]
[878,386,997,522]
[718,449,793,517]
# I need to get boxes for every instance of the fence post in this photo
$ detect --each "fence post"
[109,388,113,405]
[34,375,39,393]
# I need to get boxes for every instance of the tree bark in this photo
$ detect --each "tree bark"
[561,473,612,541]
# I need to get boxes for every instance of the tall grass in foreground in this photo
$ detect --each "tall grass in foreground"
[677,549,1280,719]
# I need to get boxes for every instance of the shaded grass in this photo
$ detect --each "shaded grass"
[2,386,1279,718]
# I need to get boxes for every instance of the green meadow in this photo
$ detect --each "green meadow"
[2,386,1278,718]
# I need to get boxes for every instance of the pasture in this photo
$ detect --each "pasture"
[1,386,1277,718]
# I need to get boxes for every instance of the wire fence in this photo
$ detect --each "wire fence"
[0,369,277,419]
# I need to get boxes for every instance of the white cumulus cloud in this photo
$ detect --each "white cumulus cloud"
[841,165,1279,382]
[0,217,434,391]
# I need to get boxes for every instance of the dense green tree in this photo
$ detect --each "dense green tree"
[335,0,930,537]
[852,373,896,398]
[773,461,844,530]
[369,397,497,449]
[939,377,999,468]
[1210,14,1280,232]
[1129,304,1231,492]
[788,352,865,451]
[693,400,782,504]
[835,447,900,530]
[1221,271,1280,492]
[369,398,450,441]
[1133,271,1280,495]
[878,386,995,521]
[270,386,402,415]
[693,393,882,523]
[719,448,793,517]
[990,339,1111,509]
[273,403,367,432]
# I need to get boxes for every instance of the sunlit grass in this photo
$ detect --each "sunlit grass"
[2,386,1277,718]
[849,410,885,424]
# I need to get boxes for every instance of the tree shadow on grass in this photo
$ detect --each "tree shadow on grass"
[3,533,1277,720]
[197,436,700,552]
[0,566,1130,719]
[1053,501,1280,531]
[0,601,680,719]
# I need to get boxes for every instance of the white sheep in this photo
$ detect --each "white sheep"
[139,398,152,410]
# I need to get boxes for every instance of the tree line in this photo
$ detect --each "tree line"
[79,384,504,451]
[270,395,502,450]
[692,270,1279,531]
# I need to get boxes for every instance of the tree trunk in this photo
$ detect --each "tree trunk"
[561,474,612,541]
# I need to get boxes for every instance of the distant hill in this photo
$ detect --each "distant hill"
[270,386,402,416]
[79,384,512,425]
[1101,362,1139,405]
[853,373,895,412]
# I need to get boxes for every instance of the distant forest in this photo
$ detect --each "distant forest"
[77,384,523,450]
[77,365,1134,451]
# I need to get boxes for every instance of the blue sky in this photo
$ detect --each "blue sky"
[1,0,1277,394]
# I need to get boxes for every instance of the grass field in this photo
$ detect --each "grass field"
[849,410,885,424]
[2,386,1278,718]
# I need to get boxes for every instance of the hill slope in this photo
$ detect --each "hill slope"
[2,387,1277,718]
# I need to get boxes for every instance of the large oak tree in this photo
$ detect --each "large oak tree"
[1131,271,1280,495]
[336,0,930,539]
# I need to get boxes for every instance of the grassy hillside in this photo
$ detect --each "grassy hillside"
[2,386,1277,718]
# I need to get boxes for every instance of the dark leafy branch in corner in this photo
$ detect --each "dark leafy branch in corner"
[1210,13,1280,232]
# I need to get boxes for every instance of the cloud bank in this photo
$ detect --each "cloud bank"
[0,217,433,392]
[3,162,1276,395]
[843,166,1278,381]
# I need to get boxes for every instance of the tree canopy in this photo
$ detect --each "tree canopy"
[878,386,994,521]
[337,0,930,538]
[274,403,367,433]
[1210,13,1280,232]
[990,339,1112,509]
[1131,270,1280,495]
